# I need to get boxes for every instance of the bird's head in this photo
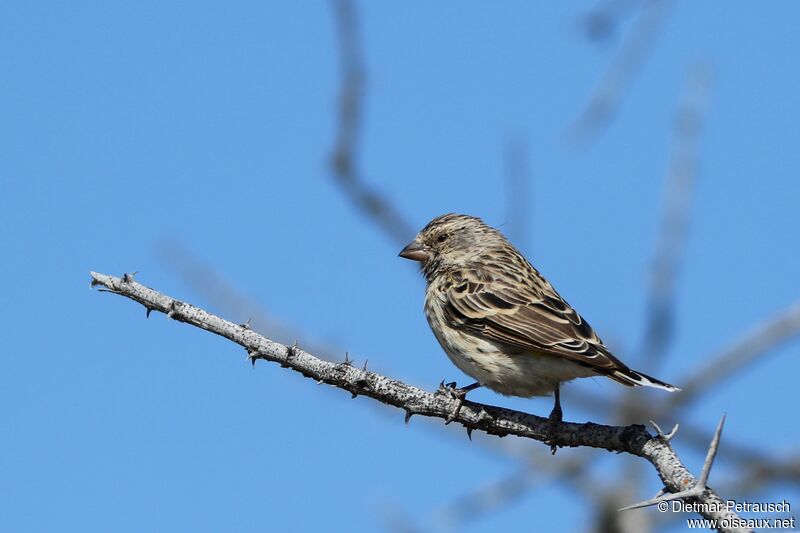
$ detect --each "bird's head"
[399,213,503,279]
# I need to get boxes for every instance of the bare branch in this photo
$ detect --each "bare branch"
[329,0,414,246]
[90,271,749,530]
[568,0,675,144]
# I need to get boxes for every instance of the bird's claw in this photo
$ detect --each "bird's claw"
[547,404,563,455]
[437,381,470,424]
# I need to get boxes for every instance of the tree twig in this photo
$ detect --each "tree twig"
[89,271,749,530]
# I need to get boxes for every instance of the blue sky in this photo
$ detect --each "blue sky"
[1,2,798,532]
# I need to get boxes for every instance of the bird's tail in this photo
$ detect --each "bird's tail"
[609,367,680,392]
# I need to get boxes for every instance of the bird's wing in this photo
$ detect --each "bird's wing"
[441,267,627,374]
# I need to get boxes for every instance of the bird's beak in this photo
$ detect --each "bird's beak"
[398,239,429,262]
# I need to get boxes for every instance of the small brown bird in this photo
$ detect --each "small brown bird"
[400,213,678,427]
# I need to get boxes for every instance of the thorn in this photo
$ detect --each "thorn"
[650,420,664,437]
[666,423,680,441]
[145,307,153,318]
[355,371,369,387]
[650,420,679,442]
[287,341,298,359]
[698,413,725,485]
[316,379,324,385]
[167,300,182,320]
[404,409,413,425]
[90,278,102,288]
[361,359,368,371]
[246,350,259,367]
[280,342,297,368]
[619,413,728,512]
[122,271,138,283]
[351,391,358,399]
[466,427,474,441]
[342,352,352,366]
[240,318,252,330]
[618,485,701,512]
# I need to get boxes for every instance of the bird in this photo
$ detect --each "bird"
[399,213,679,438]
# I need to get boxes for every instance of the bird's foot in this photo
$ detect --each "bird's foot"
[546,405,563,455]
[437,381,480,425]
[546,388,563,455]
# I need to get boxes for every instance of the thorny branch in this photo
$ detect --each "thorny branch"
[90,271,749,531]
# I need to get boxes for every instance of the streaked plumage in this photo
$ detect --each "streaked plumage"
[400,213,678,405]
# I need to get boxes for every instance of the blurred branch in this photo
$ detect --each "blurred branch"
[157,240,289,342]
[568,385,800,484]
[91,271,747,530]
[663,302,800,415]
[568,0,674,144]
[438,403,800,531]
[580,0,640,43]
[157,240,343,360]
[639,63,712,369]
[435,451,594,531]
[503,135,531,253]
[720,454,800,497]
[678,423,800,487]
[329,0,414,246]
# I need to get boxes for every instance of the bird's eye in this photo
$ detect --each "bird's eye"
[437,233,448,243]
